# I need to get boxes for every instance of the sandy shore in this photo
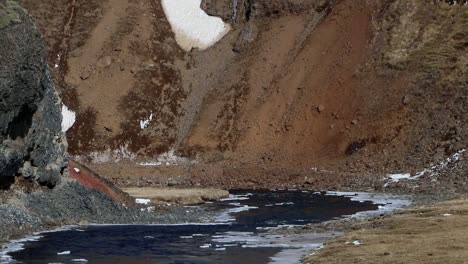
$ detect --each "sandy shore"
[123,187,229,205]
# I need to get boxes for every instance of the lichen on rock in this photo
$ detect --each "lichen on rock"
[0,0,22,29]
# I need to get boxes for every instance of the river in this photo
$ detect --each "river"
[3,191,409,264]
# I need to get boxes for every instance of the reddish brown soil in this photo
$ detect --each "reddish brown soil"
[69,160,136,206]
[20,0,467,191]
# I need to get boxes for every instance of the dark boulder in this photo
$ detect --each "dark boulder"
[0,0,68,188]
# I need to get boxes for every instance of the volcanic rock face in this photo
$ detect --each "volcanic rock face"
[201,0,330,24]
[0,1,68,188]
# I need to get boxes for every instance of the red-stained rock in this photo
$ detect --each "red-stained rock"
[69,160,136,207]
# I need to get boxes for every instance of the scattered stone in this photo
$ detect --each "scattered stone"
[80,70,91,80]
[167,178,180,187]
[97,56,112,68]
[143,60,156,70]
[317,104,325,113]
[130,66,139,74]
[402,95,411,105]
[70,49,83,58]
[351,119,358,125]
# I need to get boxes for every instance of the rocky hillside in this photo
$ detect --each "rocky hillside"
[0,0,68,189]
[17,0,467,191]
[0,4,213,243]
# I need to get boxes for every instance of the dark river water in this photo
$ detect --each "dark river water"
[4,191,382,264]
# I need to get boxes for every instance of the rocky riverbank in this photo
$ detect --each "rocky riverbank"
[0,179,216,247]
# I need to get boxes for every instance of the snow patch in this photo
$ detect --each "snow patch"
[139,149,197,166]
[54,54,61,69]
[140,206,155,212]
[75,144,137,163]
[57,251,71,255]
[61,104,76,132]
[140,112,153,129]
[161,0,231,51]
[73,168,80,173]
[384,149,466,187]
[135,198,151,205]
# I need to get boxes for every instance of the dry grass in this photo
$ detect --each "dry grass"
[305,199,468,264]
[123,187,229,205]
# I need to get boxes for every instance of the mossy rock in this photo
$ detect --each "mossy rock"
[0,0,22,29]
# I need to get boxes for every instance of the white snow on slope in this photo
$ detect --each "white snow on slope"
[75,144,137,163]
[161,0,231,51]
[61,104,76,132]
[140,113,153,129]
[139,149,197,166]
[384,149,466,187]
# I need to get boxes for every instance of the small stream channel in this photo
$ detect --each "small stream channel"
[2,191,409,264]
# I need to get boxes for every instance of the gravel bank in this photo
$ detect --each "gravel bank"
[0,179,216,247]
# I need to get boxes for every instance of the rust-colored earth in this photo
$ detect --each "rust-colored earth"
[20,0,467,192]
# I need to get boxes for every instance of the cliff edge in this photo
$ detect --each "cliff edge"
[0,0,68,189]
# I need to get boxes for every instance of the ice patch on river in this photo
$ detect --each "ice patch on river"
[0,235,43,263]
[215,205,259,223]
[0,225,80,263]
[220,193,252,201]
[325,191,411,218]
[161,0,231,51]
[211,231,336,264]
[2,192,411,264]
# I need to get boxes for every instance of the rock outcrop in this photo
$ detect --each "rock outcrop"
[0,0,68,189]
[201,0,331,24]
